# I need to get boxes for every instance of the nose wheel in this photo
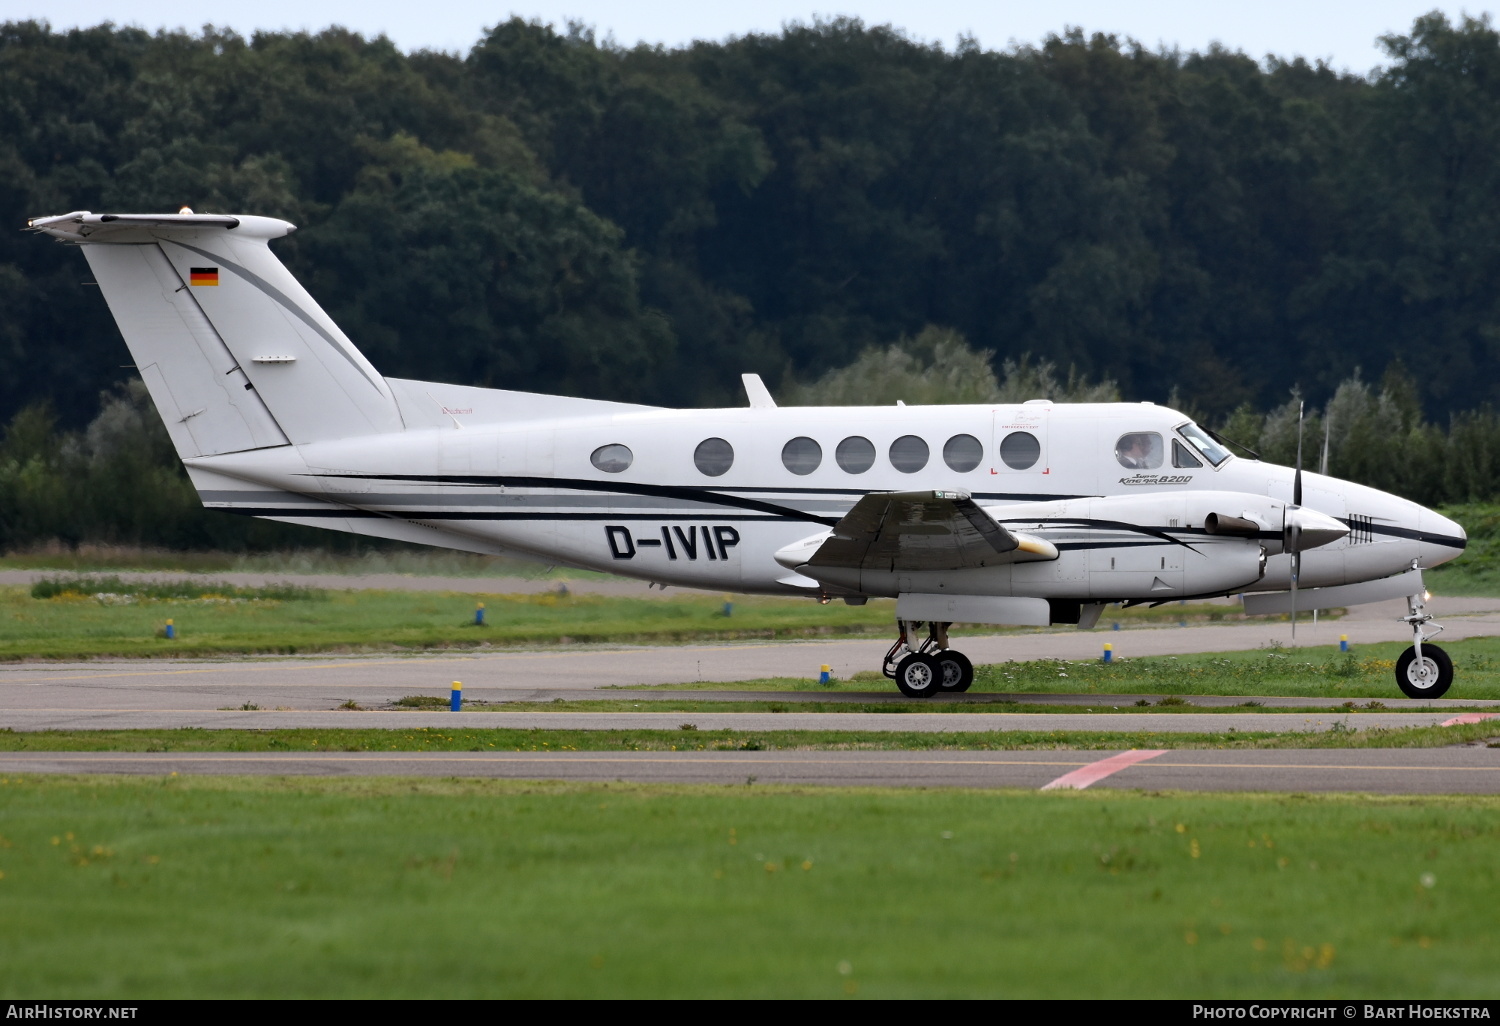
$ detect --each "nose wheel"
[1396,589,1453,699]
[882,621,974,697]
[1396,644,1453,699]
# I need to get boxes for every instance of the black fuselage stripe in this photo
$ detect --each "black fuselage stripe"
[307,472,1097,525]
[1054,541,1171,552]
[222,508,790,522]
[312,474,838,525]
[997,516,1199,551]
[1342,518,1467,550]
[220,508,1218,545]
[221,490,1466,551]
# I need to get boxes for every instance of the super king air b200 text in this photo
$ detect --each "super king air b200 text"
[28,210,1470,699]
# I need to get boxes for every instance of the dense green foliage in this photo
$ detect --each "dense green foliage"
[8,15,1500,549]
[8,14,1500,421]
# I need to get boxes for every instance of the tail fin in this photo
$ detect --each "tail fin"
[29,212,403,454]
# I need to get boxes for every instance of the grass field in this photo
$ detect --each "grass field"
[618,637,1500,702]
[391,696,1430,714]
[0,776,1494,998]
[1426,503,1500,595]
[1,719,1497,752]
[0,580,1271,660]
[0,544,585,578]
[0,583,892,658]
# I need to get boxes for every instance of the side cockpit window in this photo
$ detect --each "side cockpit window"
[1115,431,1163,470]
[1172,439,1203,469]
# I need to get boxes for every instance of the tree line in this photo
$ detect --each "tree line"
[5,13,1500,549]
[7,13,1500,423]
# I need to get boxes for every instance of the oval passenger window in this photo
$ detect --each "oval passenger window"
[693,437,734,477]
[781,436,822,475]
[999,431,1041,470]
[943,433,983,473]
[590,443,633,474]
[889,435,929,473]
[1115,432,1164,471]
[835,436,876,474]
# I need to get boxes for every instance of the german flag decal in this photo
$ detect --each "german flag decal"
[189,267,219,286]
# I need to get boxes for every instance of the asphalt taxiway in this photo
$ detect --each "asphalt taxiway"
[0,707,1493,733]
[3,590,1497,793]
[2,748,1496,794]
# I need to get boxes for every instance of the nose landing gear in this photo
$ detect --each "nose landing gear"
[1396,591,1452,699]
[882,620,975,698]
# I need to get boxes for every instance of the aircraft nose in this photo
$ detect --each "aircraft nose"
[1418,507,1467,569]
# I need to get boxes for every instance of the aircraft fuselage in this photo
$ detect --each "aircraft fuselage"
[186,394,1465,601]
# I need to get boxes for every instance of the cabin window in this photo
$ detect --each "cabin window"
[590,443,633,473]
[943,433,983,472]
[836,436,876,474]
[889,435,930,473]
[1172,438,1203,469]
[693,437,734,477]
[781,436,822,475]
[1115,431,1164,470]
[999,430,1041,470]
[1177,422,1231,466]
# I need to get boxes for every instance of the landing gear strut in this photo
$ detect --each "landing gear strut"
[1396,591,1452,699]
[882,621,974,698]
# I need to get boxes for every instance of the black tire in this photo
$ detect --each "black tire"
[894,652,942,698]
[1395,644,1453,699]
[937,650,974,692]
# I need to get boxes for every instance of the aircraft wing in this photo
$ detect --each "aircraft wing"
[805,490,1057,573]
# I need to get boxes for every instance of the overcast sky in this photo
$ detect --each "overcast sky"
[13,1,1494,73]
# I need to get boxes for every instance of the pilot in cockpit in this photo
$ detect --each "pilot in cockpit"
[1115,431,1163,470]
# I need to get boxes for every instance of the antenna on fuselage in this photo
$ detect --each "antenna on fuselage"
[1319,410,1331,477]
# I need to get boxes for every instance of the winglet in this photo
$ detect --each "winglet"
[742,373,776,408]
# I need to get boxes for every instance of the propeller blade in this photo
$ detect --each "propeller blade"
[1293,399,1304,508]
[1290,550,1300,641]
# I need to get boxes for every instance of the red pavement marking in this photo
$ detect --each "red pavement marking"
[1039,749,1168,791]
[1441,713,1499,727]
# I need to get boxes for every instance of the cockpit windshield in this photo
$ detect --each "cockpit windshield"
[1177,422,1231,467]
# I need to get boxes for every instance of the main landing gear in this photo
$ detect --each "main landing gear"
[1396,591,1453,699]
[882,620,974,698]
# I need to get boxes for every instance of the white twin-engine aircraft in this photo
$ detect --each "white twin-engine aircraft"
[29,211,1470,698]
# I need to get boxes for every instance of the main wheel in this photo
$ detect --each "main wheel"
[1395,644,1453,699]
[894,652,942,698]
[937,650,974,692]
